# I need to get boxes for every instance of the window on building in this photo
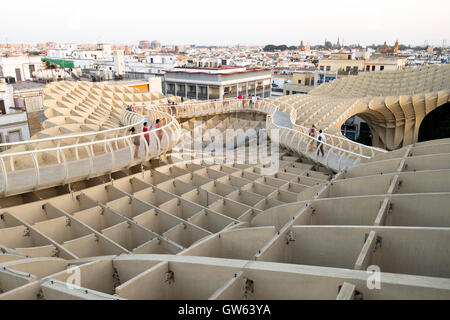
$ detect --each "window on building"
[346,66,351,72]
[7,130,22,143]
[189,86,196,93]
[326,66,331,71]
[169,84,175,91]
[29,65,35,76]
[372,65,376,71]
[320,66,324,71]
[380,66,385,71]
[286,91,290,95]
[298,80,302,84]
[366,65,370,71]
[348,55,351,60]
[305,78,310,86]
[15,68,22,81]
[353,66,358,72]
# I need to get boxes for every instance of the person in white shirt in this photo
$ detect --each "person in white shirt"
[251,95,257,105]
[316,129,326,157]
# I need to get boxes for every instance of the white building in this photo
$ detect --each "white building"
[0,80,14,113]
[164,67,272,100]
[47,43,113,64]
[0,112,30,143]
[0,80,36,143]
[365,57,407,72]
[47,43,78,59]
[113,50,125,75]
[0,56,44,82]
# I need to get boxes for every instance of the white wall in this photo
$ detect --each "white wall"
[0,57,43,81]
[0,83,15,113]
[0,112,30,142]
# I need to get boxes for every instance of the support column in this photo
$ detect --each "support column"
[254,81,257,96]
[219,86,223,100]
[246,82,249,97]
[185,83,187,98]
[196,84,199,100]
[207,85,210,100]
[174,82,177,97]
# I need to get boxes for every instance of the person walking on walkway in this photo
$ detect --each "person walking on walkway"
[143,122,150,147]
[130,127,141,159]
[153,119,163,146]
[252,95,257,106]
[316,129,326,157]
[308,124,317,152]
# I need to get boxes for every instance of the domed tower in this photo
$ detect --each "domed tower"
[394,40,399,55]
[299,40,305,51]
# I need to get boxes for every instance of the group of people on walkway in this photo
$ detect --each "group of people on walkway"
[168,97,183,116]
[308,124,326,157]
[129,119,165,159]
[125,105,136,113]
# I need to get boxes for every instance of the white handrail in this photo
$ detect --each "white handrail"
[0,108,181,197]
[0,95,387,196]
[163,98,384,163]
[0,109,145,151]
[148,97,386,156]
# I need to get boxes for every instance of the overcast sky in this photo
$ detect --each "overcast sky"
[2,0,449,46]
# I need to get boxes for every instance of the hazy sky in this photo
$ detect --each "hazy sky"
[2,0,449,46]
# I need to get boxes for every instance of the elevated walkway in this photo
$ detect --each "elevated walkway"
[0,96,386,196]
[170,98,386,172]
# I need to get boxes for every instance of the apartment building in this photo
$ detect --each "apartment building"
[318,52,366,75]
[164,67,272,100]
[365,56,407,72]
[0,80,42,143]
[0,56,44,82]
[283,71,315,95]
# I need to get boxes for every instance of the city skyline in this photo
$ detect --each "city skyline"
[2,0,449,47]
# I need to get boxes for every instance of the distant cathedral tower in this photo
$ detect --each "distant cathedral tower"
[299,40,305,51]
[337,37,341,48]
[394,40,399,55]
